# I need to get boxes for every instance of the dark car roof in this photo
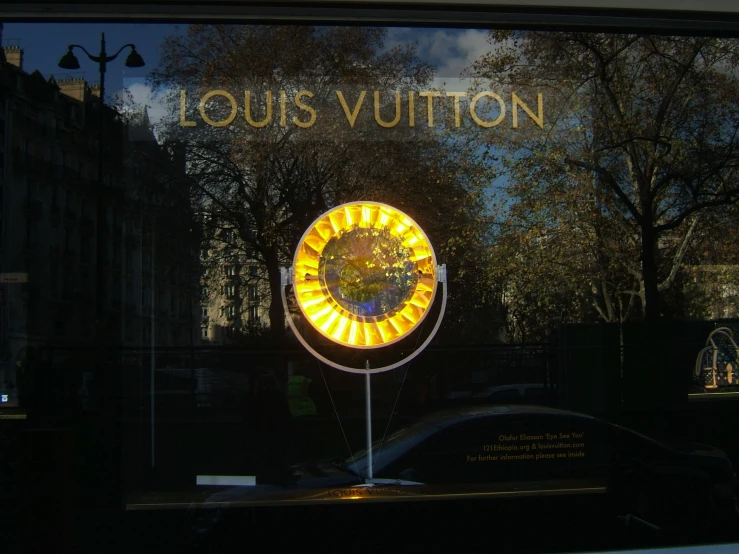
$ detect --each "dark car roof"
[418,405,597,429]
[346,405,600,476]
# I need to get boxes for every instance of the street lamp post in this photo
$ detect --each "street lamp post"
[58,33,145,331]
[58,32,145,108]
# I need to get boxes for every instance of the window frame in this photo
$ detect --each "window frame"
[5,2,739,34]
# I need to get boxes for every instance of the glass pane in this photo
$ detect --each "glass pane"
[2,14,739,553]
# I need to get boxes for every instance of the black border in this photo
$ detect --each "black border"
[1,3,739,35]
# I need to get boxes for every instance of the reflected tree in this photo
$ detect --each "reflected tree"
[321,226,418,317]
[469,32,739,325]
[151,25,490,342]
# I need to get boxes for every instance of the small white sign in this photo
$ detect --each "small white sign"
[1,395,8,403]
[196,475,256,486]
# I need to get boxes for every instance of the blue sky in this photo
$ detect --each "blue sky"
[2,23,491,109]
[2,22,177,90]
[3,22,506,212]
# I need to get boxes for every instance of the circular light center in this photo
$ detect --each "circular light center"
[293,201,437,349]
[321,226,418,318]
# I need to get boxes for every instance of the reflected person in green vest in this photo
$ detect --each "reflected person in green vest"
[287,366,317,418]
[287,365,318,463]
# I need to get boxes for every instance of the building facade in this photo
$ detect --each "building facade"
[0,45,200,400]
[198,223,271,344]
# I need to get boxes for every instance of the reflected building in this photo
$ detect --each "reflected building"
[0,44,200,398]
[198,224,270,344]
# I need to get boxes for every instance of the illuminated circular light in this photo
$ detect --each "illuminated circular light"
[293,201,438,349]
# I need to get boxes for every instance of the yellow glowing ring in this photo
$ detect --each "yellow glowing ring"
[293,201,438,349]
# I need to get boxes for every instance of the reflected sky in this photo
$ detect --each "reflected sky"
[1,23,488,123]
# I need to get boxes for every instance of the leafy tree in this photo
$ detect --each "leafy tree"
[485,146,644,341]
[469,32,739,322]
[679,204,739,319]
[151,25,491,342]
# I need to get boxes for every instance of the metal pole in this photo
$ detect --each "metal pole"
[99,33,107,104]
[95,33,107,329]
[121,220,126,345]
[365,360,372,481]
[150,217,155,468]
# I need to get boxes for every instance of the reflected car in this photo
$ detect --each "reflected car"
[471,383,557,405]
[172,406,738,539]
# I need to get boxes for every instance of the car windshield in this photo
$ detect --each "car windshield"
[344,420,435,468]
[607,422,683,454]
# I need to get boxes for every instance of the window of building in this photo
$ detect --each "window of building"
[49,262,58,297]
[125,247,133,271]
[249,305,258,322]
[80,236,90,263]
[80,317,91,338]
[53,317,65,336]
[112,240,121,263]
[201,327,208,339]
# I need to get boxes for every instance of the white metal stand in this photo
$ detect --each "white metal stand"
[280,264,447,483]
[365,362,373,480]
[280,265,447,375]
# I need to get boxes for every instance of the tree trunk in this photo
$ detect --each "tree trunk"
[641,224,660,321]
[264,247,289,391]
[265,247,286,342]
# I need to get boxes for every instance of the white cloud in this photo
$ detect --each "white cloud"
[113,80,179,142]
[383,28,491,92]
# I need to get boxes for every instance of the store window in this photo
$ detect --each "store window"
[4,7,739,554]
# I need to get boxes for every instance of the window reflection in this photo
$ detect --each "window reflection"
[0,21,738,553]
